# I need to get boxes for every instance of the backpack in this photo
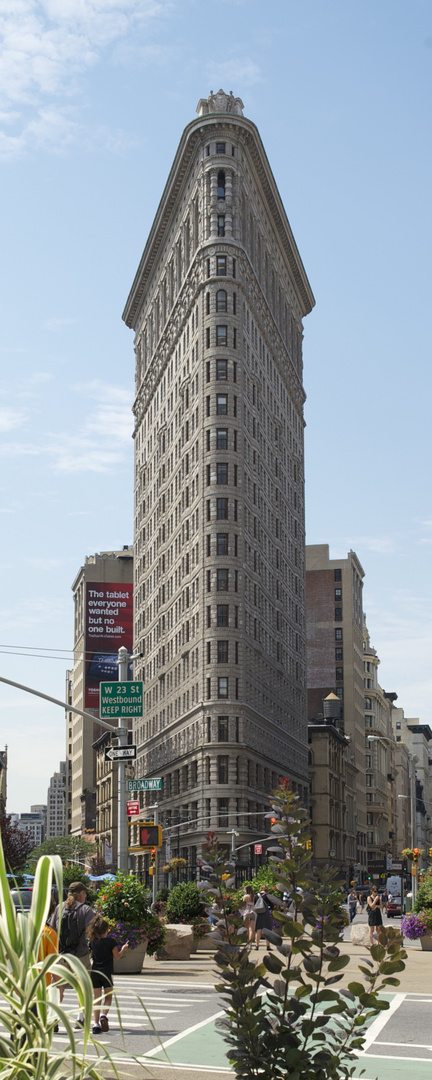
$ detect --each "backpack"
[254,894,266,913]
[58,903,84,955]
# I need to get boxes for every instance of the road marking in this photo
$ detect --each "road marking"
[143,1009,225,1058]
[360,991,406,1052]
[374,1041,432,1051]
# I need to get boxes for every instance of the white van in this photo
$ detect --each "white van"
[386,875,403,916]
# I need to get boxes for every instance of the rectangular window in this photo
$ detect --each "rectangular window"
[336,666,343,681]
[335,647,343,662]
[217,569,229,591]
[217,533,228,555]
[233,395,237,417]
[206,359,210,382]
[218,798,229,827]
[206,677,211,699]
[334,607,342,621]
[217,604,229,627]
[207,605,211,628]
[217,497,228,519]
[233,328,237,348]
[334,568,342,582]
[218,676,228,698]
[206,464,211,486]
[216,428,228,449]
[206,327,210,348]
[232,257,236,278]
[216,256,227,276]
[335,628,343,641]
[218,756,228,783]
[206,395,210,416]
[217,462,228,484]
[335,588,342,601]
[216,394,228,414]
[216,142,225,154]
[217,640,229,663]
[216,325,228,347]
[206,570,211,592]
[218,716,229,741]
[217,215,225,236]
[216,358,228,379]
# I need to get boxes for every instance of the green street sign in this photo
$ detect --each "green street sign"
[127,777,162,792]
[99,681,143,718]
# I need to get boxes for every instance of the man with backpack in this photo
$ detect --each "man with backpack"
[49,881,95,1028]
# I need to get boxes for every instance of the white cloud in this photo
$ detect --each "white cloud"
[348,534,397,554]
[206,58,263,88]
[0,0,167,158]
[0,405,27,432]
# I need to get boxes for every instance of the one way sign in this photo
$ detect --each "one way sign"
[104,745,137,762]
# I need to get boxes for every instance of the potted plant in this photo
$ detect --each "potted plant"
[96,872,166,972]
[165,881,208,953]
[401,909,432,948]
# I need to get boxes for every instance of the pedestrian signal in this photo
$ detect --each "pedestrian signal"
[137,823,162,848]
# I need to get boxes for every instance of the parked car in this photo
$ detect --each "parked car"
[10,888,33,912]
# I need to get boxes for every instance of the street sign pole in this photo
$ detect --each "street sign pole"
[117,646,129,873]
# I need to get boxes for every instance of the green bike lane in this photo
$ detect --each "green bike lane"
[143,992,432,1079]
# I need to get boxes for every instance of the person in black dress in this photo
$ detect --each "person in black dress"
[366,886,383,945]
[87,915,129,1034]
[254,886,274,951]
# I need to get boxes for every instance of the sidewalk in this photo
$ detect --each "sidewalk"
[113,929,432,1080]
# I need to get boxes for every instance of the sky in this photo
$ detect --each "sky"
[0,0,431,813]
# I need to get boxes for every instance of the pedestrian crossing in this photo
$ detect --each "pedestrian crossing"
[0,976,220,1051]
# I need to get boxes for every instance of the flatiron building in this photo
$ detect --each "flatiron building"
[123,90,315,870]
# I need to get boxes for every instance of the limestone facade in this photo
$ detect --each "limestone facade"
[123,90,315,871]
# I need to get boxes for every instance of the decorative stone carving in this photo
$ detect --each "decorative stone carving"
[196,89,244,117]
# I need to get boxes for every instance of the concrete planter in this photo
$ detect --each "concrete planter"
[420,934,432,951]
[114,938,147,974]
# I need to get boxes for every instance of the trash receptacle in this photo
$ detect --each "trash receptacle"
[405,896,412,913]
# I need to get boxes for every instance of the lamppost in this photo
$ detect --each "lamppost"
[398,753,418,903]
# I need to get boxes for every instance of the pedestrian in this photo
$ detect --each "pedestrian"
[241,885,256,944]
[366,886,383,945]
[347,887,358,923]
[87,915,129,1034]
[359,889,367,913]
[253,886,275,951]
[49,881,95,1028]
[381,889,388,914]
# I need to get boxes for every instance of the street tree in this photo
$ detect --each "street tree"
[0,814,35,873]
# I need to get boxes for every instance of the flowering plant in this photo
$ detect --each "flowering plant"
[95,871,166,954]
[190,915,210,939]
[401,909,432,939]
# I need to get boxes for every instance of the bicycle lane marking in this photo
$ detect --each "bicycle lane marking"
[143,1008,228,1068]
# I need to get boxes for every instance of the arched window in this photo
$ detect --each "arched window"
[364,697,372,711]
[216,289,227,312]
[217,170,225,198]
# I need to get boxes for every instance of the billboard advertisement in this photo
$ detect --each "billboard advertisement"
[85,582,133,709]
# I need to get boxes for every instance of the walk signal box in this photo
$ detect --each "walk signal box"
[138,823,162,848]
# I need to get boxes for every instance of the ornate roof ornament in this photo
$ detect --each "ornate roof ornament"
[196,89,244,117]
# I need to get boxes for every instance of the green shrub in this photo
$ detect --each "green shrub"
[201,782,407,1080]
[166,881,206,923]
[414,877,432,913]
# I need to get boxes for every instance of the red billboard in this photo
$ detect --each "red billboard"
[85,582,133,709]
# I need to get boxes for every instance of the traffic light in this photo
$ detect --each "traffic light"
[429,848,432,858]
[148,847,157,877]
[413,848,420,862]
[305,839,312,850]
[270,818,277,827]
